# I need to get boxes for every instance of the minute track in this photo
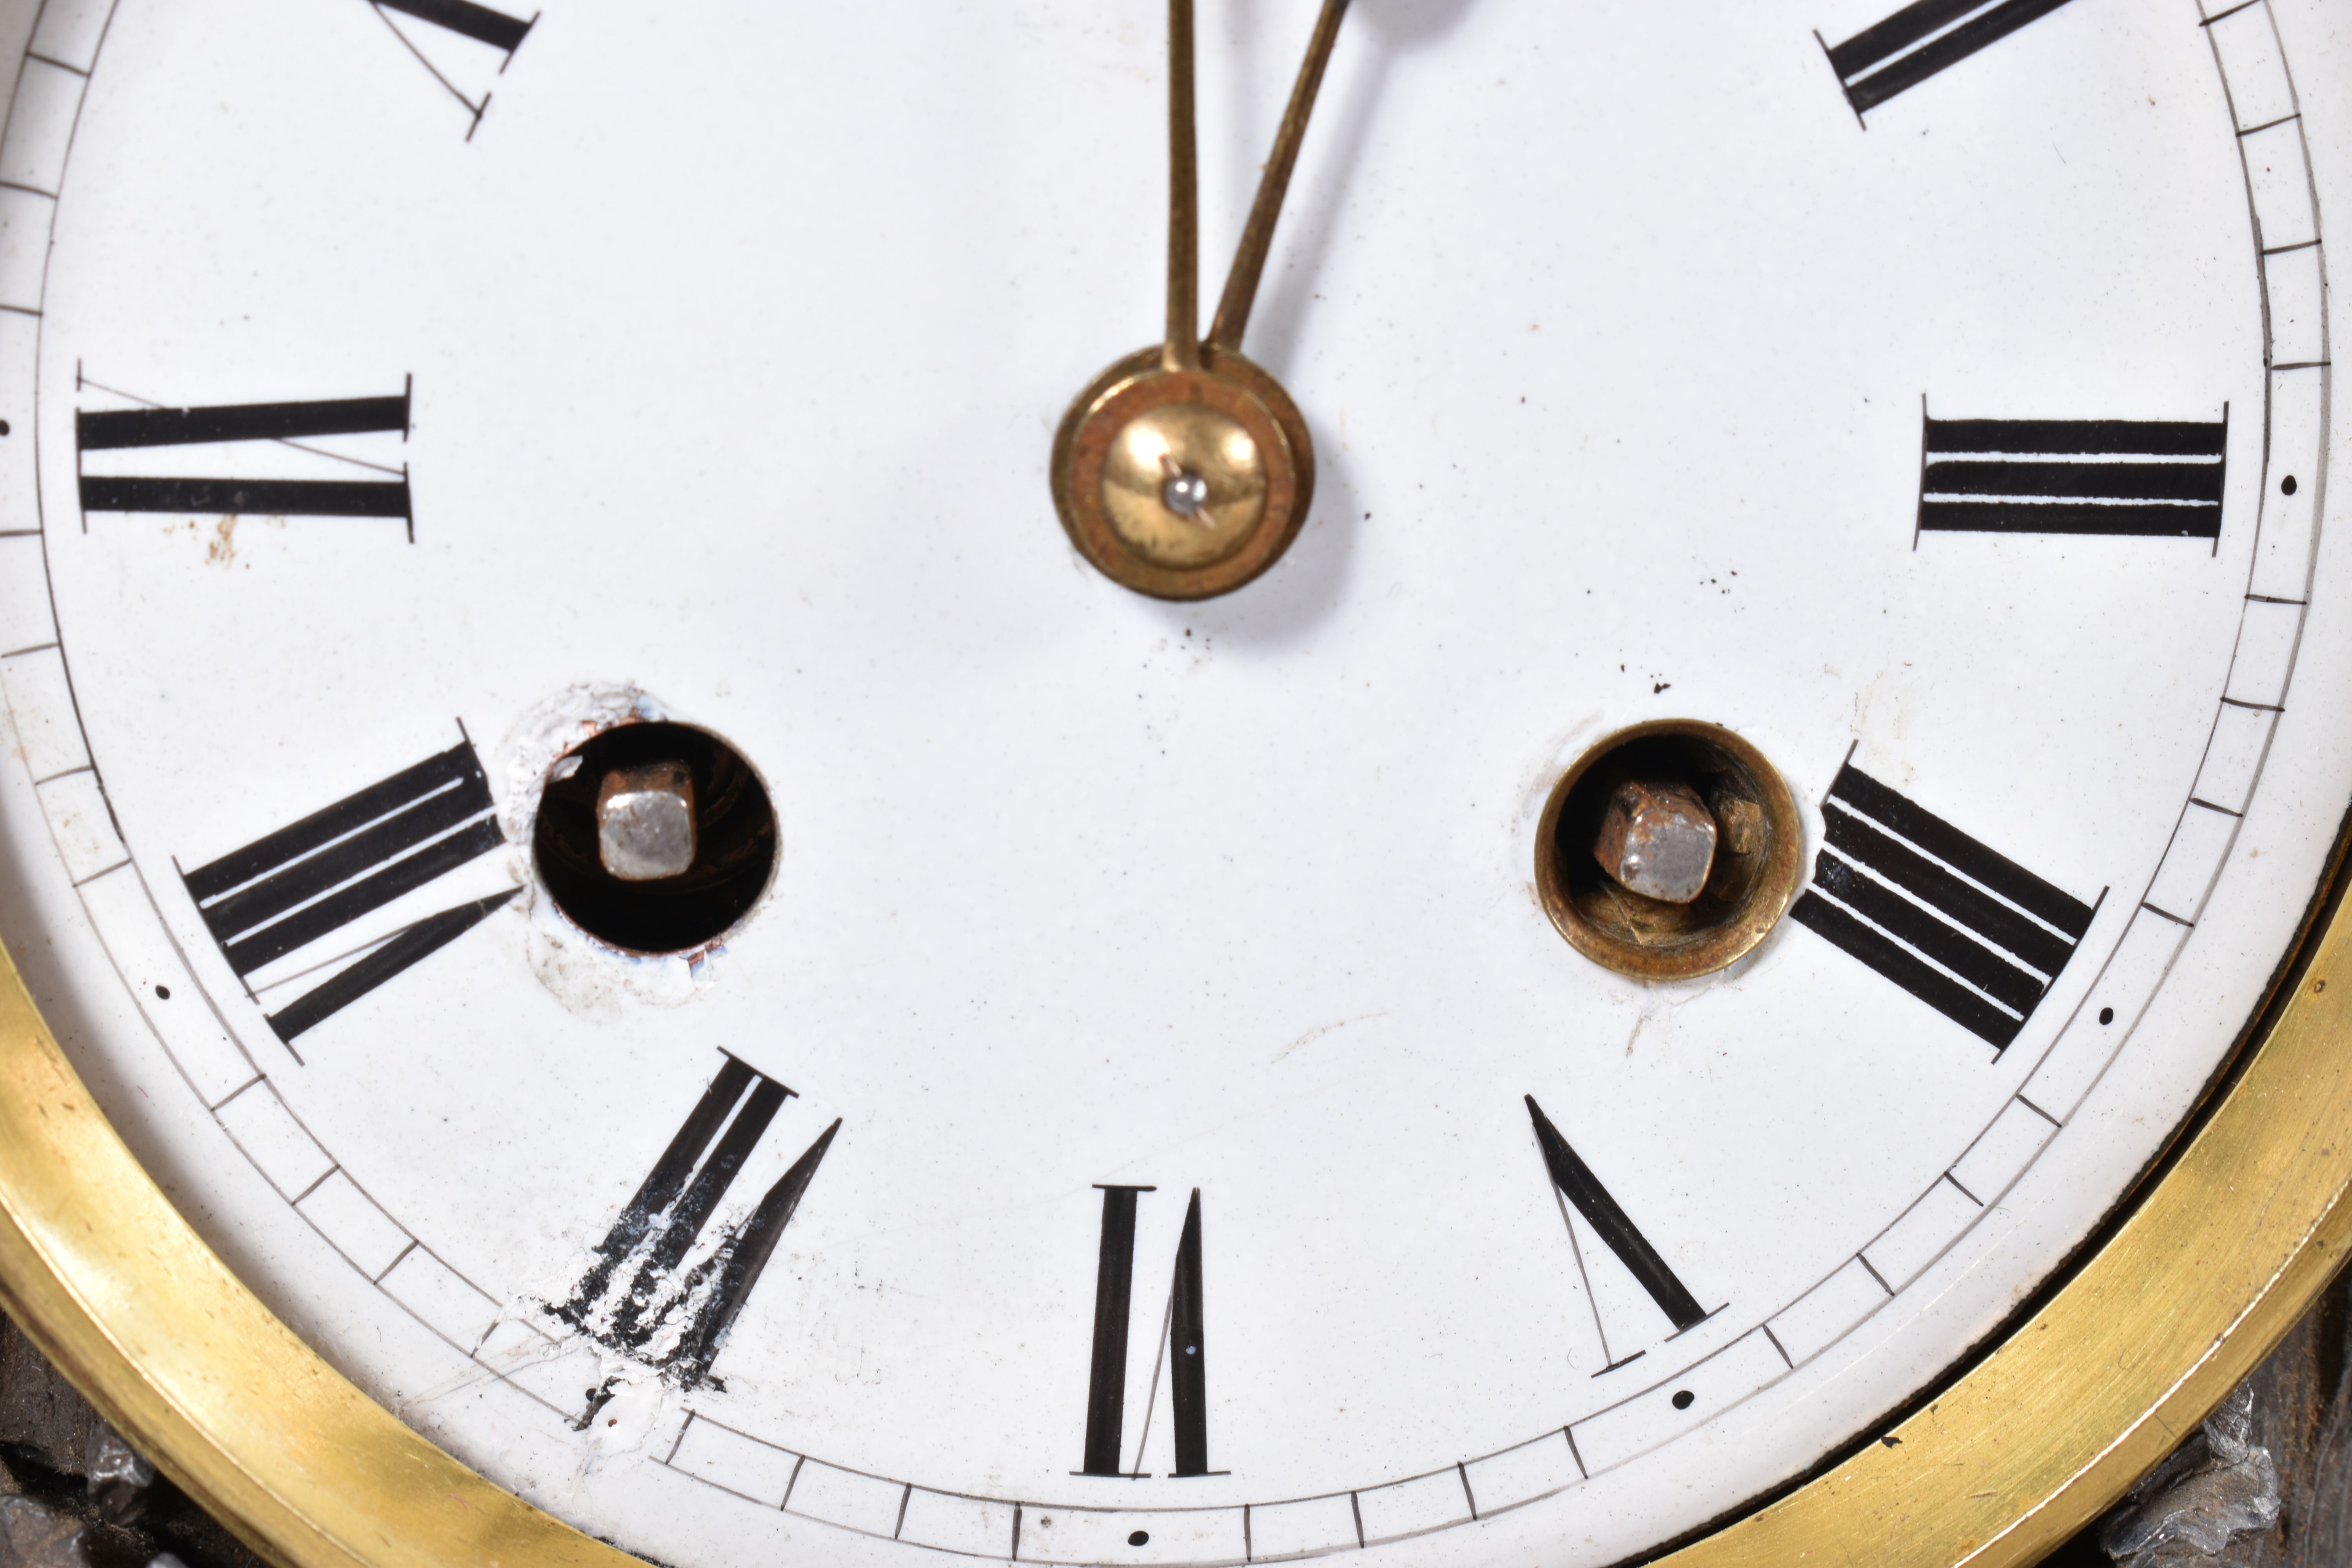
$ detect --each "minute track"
[4,0,2333,1561]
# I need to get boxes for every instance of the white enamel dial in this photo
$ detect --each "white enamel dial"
[0,0,2343,1564]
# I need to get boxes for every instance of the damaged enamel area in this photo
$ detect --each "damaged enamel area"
[496,683,769,1010]
[510,1058,840,1426]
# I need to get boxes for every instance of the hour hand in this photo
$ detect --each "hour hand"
[1050,0,1350,603]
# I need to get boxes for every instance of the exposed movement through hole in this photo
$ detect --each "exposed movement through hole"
[1535,721,1803,981]
[533,721,777,952]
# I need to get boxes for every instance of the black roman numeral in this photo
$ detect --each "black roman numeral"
[558,1055,838,1391]
[367,0,538,136]
[1790,762,2099,1050]
[78,388,412,535]
[1821,0,2085,116]
[379,0,533,53]
[1524,1096,1706,1366]
[1919,408,2228,539]
[1082,1185,1211,1478]
[182,739,512,1045]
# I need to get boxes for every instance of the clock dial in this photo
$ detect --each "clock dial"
[0,0,2340,1564]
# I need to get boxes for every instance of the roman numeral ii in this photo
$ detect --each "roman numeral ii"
[1082,1185,1211,1477]
[1918,408,2228,540]
[181,737,513,1046]
[78,387,413,536]
[1525,1095,1708,1372]
[1821,0,2085,116]
[558,1055,838,1389]
[1791,761,2100,1049]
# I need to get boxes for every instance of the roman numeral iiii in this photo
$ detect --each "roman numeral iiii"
[558,1055,837,1389]
[181,738,512,1045]
[1791,762,2099,1049]
[1822,0,2085,116]
[1919,410,2228,539]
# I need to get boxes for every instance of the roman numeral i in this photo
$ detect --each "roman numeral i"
[181,737,512,1046]
[1918,407,2229,540]
[1791,761,2100,1049]
[78,385,414,537]
[1821,0,2085,117]
[1082,1185,1212,1478]
[559,1055,838,1390]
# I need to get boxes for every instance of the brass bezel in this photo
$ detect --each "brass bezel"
[1535,721,1806,982]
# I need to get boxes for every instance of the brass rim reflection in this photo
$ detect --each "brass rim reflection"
[1051,343,1313,601]
[1534,720,1804,980]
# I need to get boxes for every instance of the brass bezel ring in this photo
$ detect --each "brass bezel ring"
[1534,720,1806,982]
[1051,344,1315,602]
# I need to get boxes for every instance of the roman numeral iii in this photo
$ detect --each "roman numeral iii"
[1082,1185,1211,1478]
[1918,408,2228,539]
[1821,0,2085,116]
[181,737,512,1045]
[78,387,413,535]
[1791,761,2100,1049]
[558,1054,838,1389]
[1525,1095,1707,1372]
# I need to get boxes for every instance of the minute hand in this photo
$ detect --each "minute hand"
[1206,0,1353,354]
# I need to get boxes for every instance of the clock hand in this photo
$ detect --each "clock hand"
[1164,0,1202,374]
[1207,0,1351,355]
[1049,0,1329,602]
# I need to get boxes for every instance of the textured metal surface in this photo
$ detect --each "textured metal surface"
[594,761,697,883]
[1593,779,1720,905]
[2100,1386,2282,1561]
[0,1316,257,1568]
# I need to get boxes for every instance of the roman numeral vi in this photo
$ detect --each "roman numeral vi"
[1791,761,2100,1049]
[1821,0,2085,116]
[1082,1185,1211,1478]
[181,737,512,1045]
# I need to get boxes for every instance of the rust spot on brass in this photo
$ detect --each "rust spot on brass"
[1593,779,1719,905]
